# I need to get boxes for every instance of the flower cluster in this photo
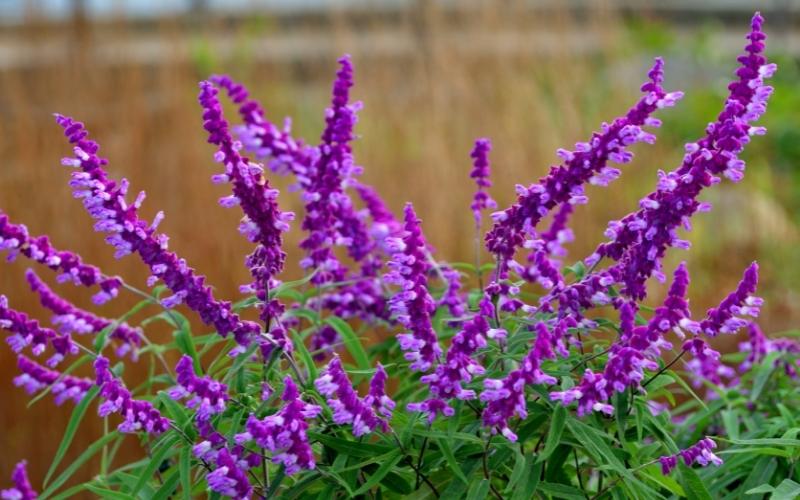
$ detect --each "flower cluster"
[384,204,440,372]
[26,269,141,358]
[94,356,170,434]
[169,355,229,420]
[1,295,77,367]
[1,461,37,500]
[13,355,92,406]
[740,322,800,377]
[469,138,496,227]
[659,437,722,475]
[315,356,390,435]
[235,377,321,475]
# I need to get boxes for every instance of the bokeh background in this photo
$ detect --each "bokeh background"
[1,0,798,492]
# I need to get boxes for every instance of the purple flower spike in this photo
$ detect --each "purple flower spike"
[14,355,92,406]
[697,262,760,336]
[54,115,262,348]
[198,81,293,337]
[236,377,321,475]
[437,264,466,318]
[364,363,396,420]
[94,356,170,434]
[469,138,497,227]
[482,323,558,441]
[354,182,402,249]
[659,437,722,475]
[1,461,37,500]
[26,270,141,359]
[315,356,390,436]
[206,448,253,499]
[1,295,78,367]
[740,323,800,377]
[485,57,675,263]
[683,338,735,388]
[384,204,440,372]
[170,355,229,421]
[310,325,340,361]
[0,211,122,304]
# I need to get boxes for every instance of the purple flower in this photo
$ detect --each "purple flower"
[1,295,78,367]
[586,14,774,300]
[740,322,800,377]
[485,57,675,263]
[0,211,122,304]
[469,138,497,227]
[198,81,293,339]
[94,356,170,434]
[235,377,321,475]
[14,355,92,406]
[26,269,141,359]
[437,264,466,318]
[683,338,735,388]
[696,262,760,336]
[310,325,340,361]
[1,461,37,500]
[354,182,402,250]
[384,204,441,372]
[54,115,262,349]
[206,448,253,499]
[659,437,722,475]
[364,363,395,420]
[169,355,229,420]
[482,322,558,441]
[315,356,390,436]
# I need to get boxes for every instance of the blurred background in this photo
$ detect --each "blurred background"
[1,0,798,491]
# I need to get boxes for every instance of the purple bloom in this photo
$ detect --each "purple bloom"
[206,448,253,499]
[485,57,675,263]
[586,14,774,300]
[354,182,402,250]
[697,262,760,336]
[482,322,558,441]
[364,363,395,420]
[169,355,229,420]
[0,211,122,304]
[437,264,466,318]
[469,138,497,227]
[659,437,722,475]
[54,115,262,349]
[94,356,170,434]
[235,377,321,475]
[384,204,440,372]
[26,269,141,359]
[310,325,340,361]
[198,81,293,339]
[1,461,37,500]
[315,356,390,436]
[740,322,800,377]
[14,355,92,406]
[1,295,78,367]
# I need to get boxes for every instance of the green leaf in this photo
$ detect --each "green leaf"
[745,484,775,494]
[466,479,491,500]
[290,329,318,381]
[132,433,182,495]
[158,392,191,431]
[510,457,541,500]
[751,352,781,402]
[308,432,393,458]
[324,317,370,371]
[43,385,100,488]
[380,471,413,495]
[83,483,134,499]
[677,462,712,500]
[539,404,566,463]
[152,469,181,500]
[173,320,200,372]
[721,410,740,441]
[537,481,586,499]
[437,438,469,484]
[180,446,191,500]
[351,450,403,496]
[40,431,120,499]
[566,418,631,480]
[771,479,800,500]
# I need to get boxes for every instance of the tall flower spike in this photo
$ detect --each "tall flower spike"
[481,322,557,441]
[1,295,77,367]
[469,138,497,228]
[94,356,170,434]
[169,355,229,421]
[586,13,774,299]
[198,81,293,336]
[206,448,253,499]
[437,264,466,318]
[1,461,37,500]
[26,269,141,359]
[54,115,262,348]
[14,355,92,406]
[0,211,122,304]
[315,356,389,436]
[659,437,722,475]
[485,57,676,263]
[384,203,440,372]
[364,363,396,420]
[235,377,321,475]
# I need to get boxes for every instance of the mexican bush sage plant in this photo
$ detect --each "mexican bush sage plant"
[3,12,800,499]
